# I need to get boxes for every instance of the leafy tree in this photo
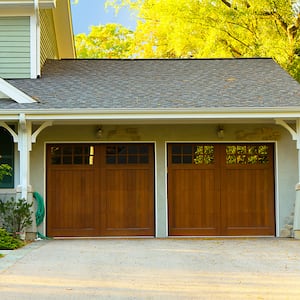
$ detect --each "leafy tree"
[0,164,11,182]
[107,0,300,81]
[75,23,134,58]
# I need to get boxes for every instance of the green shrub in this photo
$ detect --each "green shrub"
[0,198,33,237]
[0,228,24,250]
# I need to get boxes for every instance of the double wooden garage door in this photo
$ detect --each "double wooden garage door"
[47,143,275,237]
[168,143,275,236]
[47,144,155,237]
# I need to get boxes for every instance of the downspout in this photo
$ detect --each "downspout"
[35,0,41,77]
[276,118,300,239]
[31,0,40,78]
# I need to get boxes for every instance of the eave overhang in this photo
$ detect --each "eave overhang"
[52,0,75,58]
[0,107,300,124]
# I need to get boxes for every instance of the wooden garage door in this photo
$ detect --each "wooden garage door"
[168,143,275,236]
[47,144,154,237]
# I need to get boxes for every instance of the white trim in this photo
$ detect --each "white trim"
[0,0,55,9]
[154,142,158,238]
[30,14,38,79]
[164,142,168,237]
[0,78,36,103]
[42,141,47,237]
[0,110,300,122]
[275,141,280,237]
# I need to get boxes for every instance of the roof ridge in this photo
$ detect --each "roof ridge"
[52,57,273,62]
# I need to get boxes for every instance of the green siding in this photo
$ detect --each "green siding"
[40,9,58,67]
[0,17,31,79]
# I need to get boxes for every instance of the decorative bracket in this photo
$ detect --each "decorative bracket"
[31,121,53,143]
[0,121,18,142]
[275,119,300,149]
[0,119,53,146]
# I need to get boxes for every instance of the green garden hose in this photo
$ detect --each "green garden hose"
[33,192,50,239]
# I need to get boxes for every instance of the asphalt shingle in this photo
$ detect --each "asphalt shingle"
[1,58,300,111]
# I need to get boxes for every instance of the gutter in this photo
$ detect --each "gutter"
[0,108,300,123]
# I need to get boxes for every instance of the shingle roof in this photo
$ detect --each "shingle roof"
[1,58,300,111]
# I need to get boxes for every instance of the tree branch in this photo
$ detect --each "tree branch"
[288,13,300,41]
[221,0,251,9]
[221,0,232,8]
[219,39,242,56]
[260,11,288,32]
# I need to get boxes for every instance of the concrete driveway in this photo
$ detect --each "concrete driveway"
[0,238,300,299]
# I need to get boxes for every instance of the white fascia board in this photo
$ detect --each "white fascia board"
[0,78,36,103]
[0,0,55,9]
[1,108,300,122]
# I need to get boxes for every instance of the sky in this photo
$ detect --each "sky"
[71,0,137,35]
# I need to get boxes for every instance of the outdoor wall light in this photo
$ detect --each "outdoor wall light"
[96,127,103,138]
[217,125,224,138]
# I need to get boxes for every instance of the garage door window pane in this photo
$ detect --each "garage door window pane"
[183,156,192,163]
[106,144,150,164]
[118,155,127,164]
[63,156,72,164]
[128,156,138,163]
[128,145,138,154]
[183,145,192,154]
[50,145,94,165]
[51,146,61,164]
[194,145,214,164]
[171,144,214,164]
[140,156,149,163]
[226,145,269,164]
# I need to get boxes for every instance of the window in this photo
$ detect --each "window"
[106,144,149,164]
[50,145,94,165]
[0,127,14,188]
[171,144,215,165]
[226,144,269,164]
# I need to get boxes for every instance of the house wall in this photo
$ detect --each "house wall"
[0,16,30,79]
[40,9,58,68]
[29,123,298,238]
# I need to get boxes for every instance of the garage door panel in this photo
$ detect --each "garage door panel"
[168,143,275,236]
[168,144,220,235]
[221,168,274,235]
[102,168,154,236]
[47,168,99,237]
